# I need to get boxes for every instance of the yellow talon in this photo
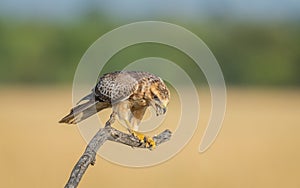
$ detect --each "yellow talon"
[131,130,156,149]
[125,121,156,149]
[132,131,146,143]
[146,137,156,150]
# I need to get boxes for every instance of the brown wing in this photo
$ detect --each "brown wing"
[93,71,161,104]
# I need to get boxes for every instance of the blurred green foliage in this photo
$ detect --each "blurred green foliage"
[0,14,299,86]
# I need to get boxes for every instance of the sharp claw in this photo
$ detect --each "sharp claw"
[131,131,145,143]
[147,137,156,150]
[130,130,156,149]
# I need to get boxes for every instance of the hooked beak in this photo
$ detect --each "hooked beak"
[156,105,167,116]
[162,106,167,114]
[151,101,167,116]
[161,100,168,115]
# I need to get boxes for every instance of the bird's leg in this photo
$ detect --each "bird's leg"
[125,120,156,149]
[105,112,116,127]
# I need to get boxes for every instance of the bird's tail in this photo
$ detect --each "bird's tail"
[59,93,110,124]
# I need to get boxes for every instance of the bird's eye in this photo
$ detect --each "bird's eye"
[153,95,159,100]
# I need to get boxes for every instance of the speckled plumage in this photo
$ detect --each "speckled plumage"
[60,71,170,131]
[94,71,161,103]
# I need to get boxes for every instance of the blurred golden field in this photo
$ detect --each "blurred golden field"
[0,86,300,188]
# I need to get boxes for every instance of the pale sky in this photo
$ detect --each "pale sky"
[0,0,299,21]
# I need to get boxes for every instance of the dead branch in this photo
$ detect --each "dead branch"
[64,120,172,188]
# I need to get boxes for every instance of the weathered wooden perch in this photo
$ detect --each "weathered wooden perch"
[64,119,172,188]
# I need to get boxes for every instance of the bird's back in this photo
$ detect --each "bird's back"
[93,71,161,103]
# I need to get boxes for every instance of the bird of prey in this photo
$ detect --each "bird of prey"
[59,70,170,148]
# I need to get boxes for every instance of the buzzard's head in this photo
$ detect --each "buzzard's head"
[150,79,170,116]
